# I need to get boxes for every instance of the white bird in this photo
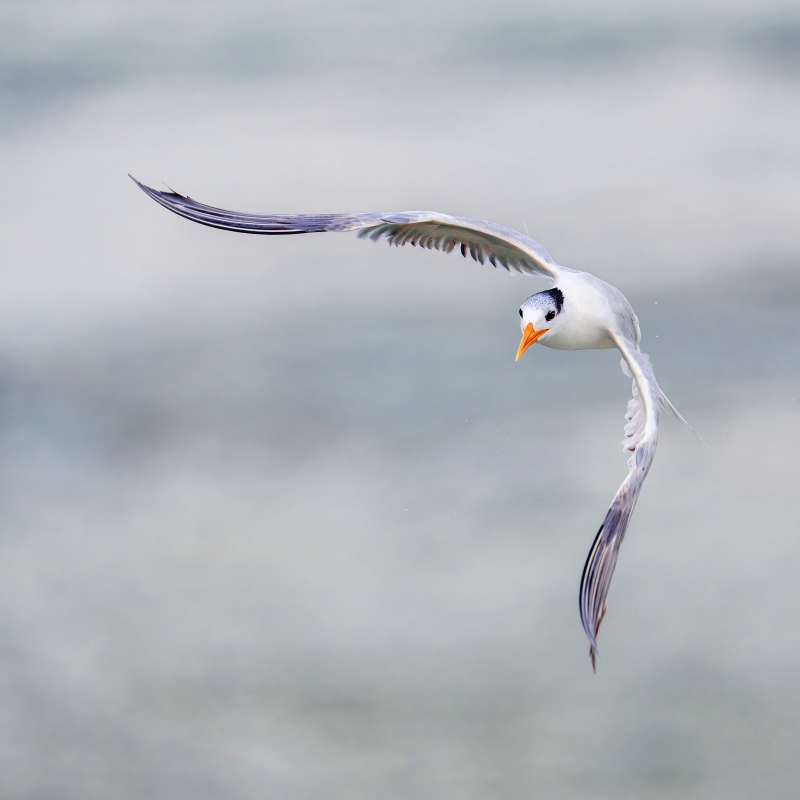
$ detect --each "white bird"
[131,176,689,670]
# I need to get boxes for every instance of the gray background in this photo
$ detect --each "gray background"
[1,1,799,797]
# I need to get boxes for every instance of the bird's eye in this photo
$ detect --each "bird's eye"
[519,308,523,318]
[545,310,556,322]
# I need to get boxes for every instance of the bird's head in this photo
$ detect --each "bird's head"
[516,288,564,360]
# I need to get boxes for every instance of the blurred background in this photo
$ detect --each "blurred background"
[1,1,799,797]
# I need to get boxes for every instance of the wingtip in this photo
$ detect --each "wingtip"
[128,175,184,200]
[129,174,155,195]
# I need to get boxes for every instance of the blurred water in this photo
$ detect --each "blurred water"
[0,1,799,798]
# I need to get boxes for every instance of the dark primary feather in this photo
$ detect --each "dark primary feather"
[579,338,662,671]
[129,176,562,280]
[579,441,655,671]
[129,176,382,234]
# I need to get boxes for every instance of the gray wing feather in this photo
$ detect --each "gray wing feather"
[579,335,662,671]
[130,176,562,280]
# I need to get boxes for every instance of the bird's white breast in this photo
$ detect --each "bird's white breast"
[541,271,633,351]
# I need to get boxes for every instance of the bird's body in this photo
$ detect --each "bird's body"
[131,176,688,669]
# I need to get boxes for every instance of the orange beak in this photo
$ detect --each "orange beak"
[515,323,549,361]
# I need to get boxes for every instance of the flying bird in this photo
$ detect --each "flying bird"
[130,175,689,669]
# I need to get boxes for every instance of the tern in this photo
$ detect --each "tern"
[131,176,690,669]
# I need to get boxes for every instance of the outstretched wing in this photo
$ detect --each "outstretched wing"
[579,334,664,671]
[130,176,564,280]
